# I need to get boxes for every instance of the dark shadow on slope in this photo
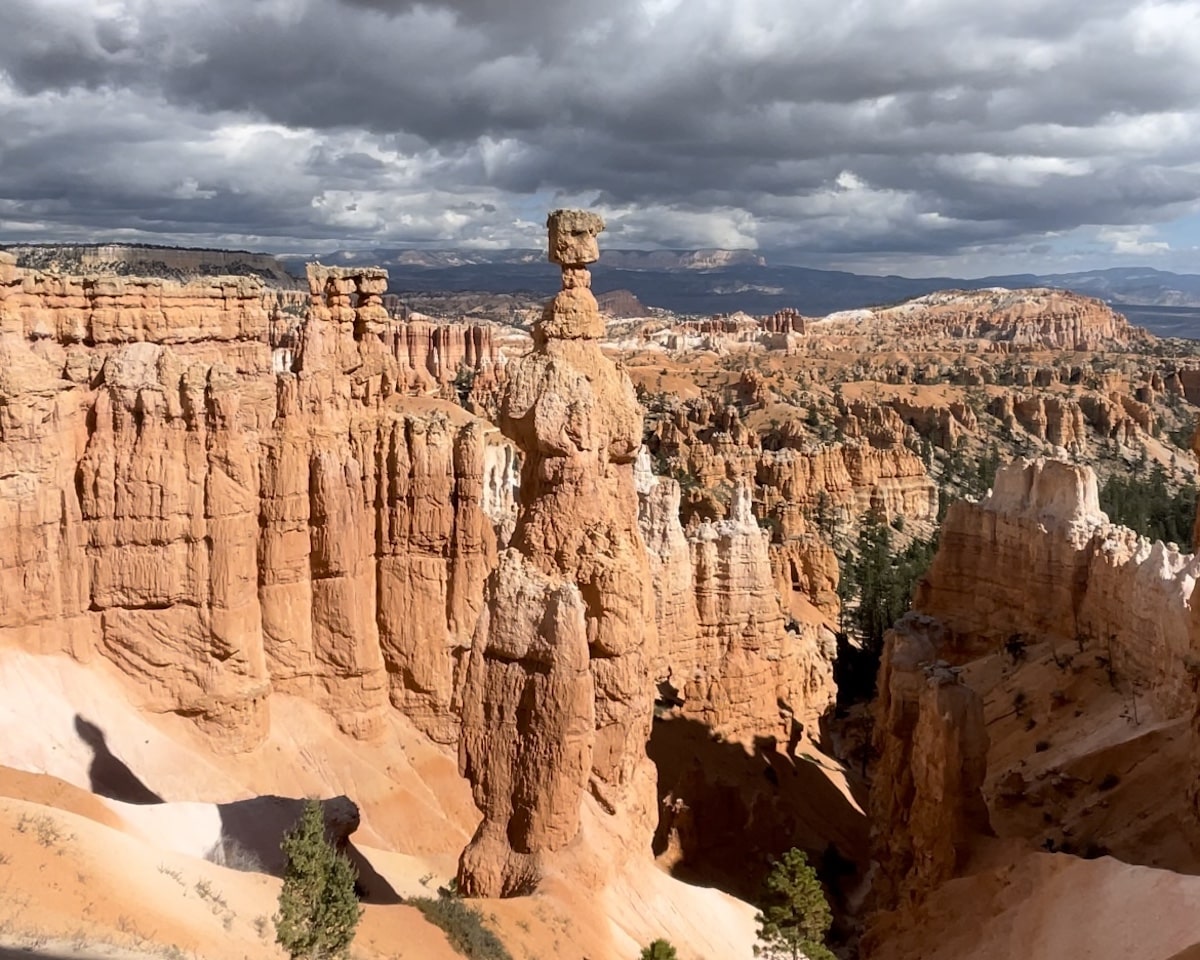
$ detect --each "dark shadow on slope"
[73,715,163,804]
[647,714,869,916]
[816,700,877,803]
[217,795,400,905]
[71,715,394,902]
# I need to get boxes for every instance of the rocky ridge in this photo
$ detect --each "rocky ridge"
[812,288,1146,352]
[4,243,301,287]
[916,458,1199,717]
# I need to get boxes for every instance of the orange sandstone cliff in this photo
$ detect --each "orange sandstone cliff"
[637,462,836,740]
[916,458,1199,717]
[869,615,990,908]
[0,252,519,751]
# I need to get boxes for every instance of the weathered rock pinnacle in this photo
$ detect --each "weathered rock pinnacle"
[535,209,607,343]
[456,211,658,896]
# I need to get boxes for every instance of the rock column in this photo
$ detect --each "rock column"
[869,615,991,907]
[456,211,657,896]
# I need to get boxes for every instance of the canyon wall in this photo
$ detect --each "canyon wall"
[915,457,1199,717]
[870,615,990,907]
[0,252,518,750]
[648,400,937,527]
[637,457,836,742]
[645,397,935,624]
[3,239,851,902]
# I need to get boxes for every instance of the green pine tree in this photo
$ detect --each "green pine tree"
[639,939,679,960]
[754,848,835,960]
[275,798,363,960]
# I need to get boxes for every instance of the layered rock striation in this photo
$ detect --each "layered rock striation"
[812,288,1146,352]
[0,252,518,750]
[916,458,1199,718]
[648,397,937,530]
[637,458,836,741]
[456,211,657,896]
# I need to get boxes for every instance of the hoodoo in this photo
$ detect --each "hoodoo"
[456,211,659,896]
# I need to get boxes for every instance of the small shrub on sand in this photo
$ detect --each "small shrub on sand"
[411,893,513,960]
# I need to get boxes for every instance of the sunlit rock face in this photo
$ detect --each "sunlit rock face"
[0,255,516,751]
[457,210,659,897]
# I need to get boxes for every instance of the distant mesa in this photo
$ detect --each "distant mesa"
[2,243,301,288]
[596,288,649,318]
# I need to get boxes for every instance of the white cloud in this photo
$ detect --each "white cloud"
[0,0,1197,272]
[1097,225,1171,255]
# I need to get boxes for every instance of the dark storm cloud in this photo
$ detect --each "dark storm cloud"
[1,0,1199,269]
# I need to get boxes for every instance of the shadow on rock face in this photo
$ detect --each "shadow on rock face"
[647,714,869,916]
[74,714,163,805]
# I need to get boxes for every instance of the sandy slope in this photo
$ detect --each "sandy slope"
[0,647,764,960]
[961,637,1200,873]
[0,792,463,960]
[871,849,1200,960]
[863,631,1200,960]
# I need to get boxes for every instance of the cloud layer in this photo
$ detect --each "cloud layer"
[2,0,1199,272]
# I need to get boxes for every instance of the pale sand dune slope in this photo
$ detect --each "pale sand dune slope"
[873,851,1200,960]
[0,648,479,854]
[0,795,460,960]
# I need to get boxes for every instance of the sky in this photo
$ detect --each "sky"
[1,0,1200,276]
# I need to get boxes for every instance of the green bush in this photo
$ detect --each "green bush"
[1100,463,1196,546]
[835,515,938,702]
[274,799,362,960]
[411,894,513,960]
[640,940,678,960]
[754,848,834,960]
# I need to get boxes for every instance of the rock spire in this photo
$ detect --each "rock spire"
[456,211,658,896]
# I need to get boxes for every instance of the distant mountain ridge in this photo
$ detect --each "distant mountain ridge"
[3,243,302,287]
[290,247,768,271]
[282,248,1200,313]
[5,243,1198,337]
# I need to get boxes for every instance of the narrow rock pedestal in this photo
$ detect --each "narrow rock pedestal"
[456,210,658,896]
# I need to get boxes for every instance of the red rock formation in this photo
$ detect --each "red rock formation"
[814,288,1146,352]
[637,458,836,740]
[845,396,976,450]
[0,255,518,750]
[755,443,938,528]
[870,615,991,906]
[650,401,937,529]
[761,308,806,335]
[1178,367,1200,406]
[916,458,1198,717]
[736,368,772,407]
[390,320,500,390]
[595,288,649,318]
[649,309,807,353]
[456,210,657,896]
